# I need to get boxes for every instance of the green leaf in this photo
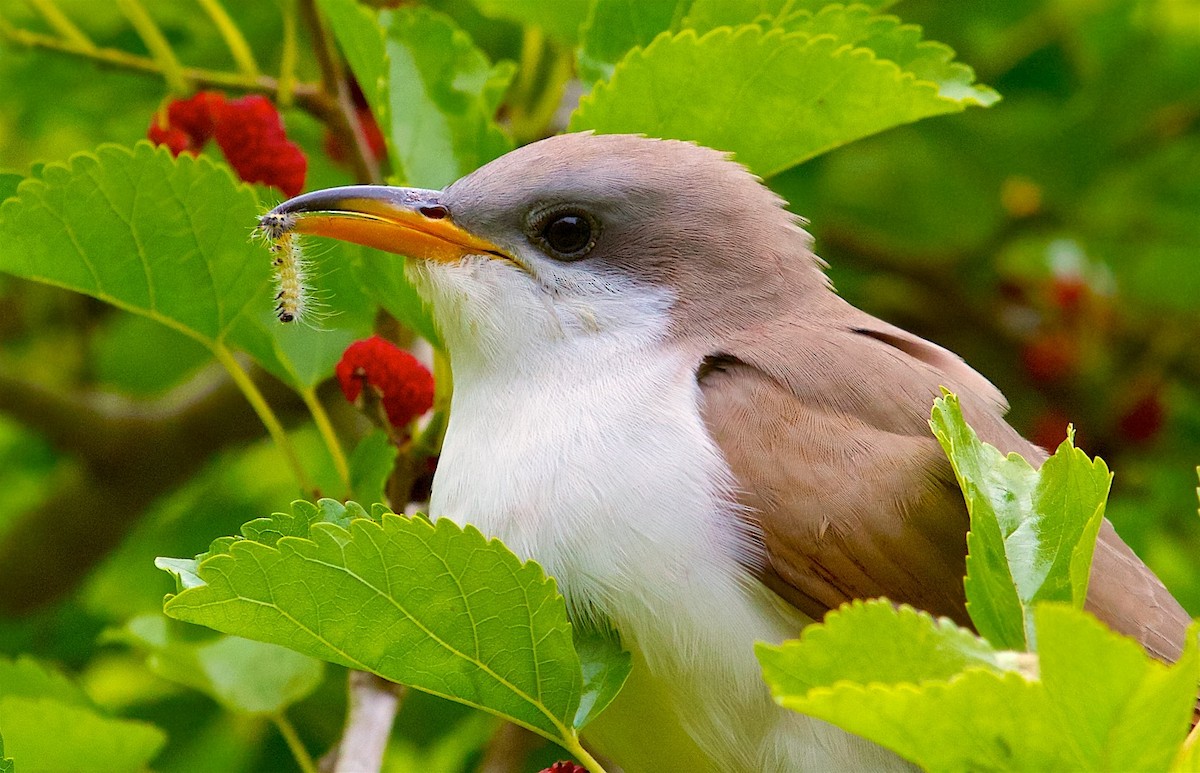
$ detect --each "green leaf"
[0,656,93,708]
[0,143,386,387]
[0,173,21,203]
[1035,605,1199,772]
[761,603,1199,771]
[346,245,441,346]
[1,730,12,773]
[570,26,994,179]
[115,615,324,715]
[383,7,514,189]
[572,627,632,729]
[0,697,165,773]
[317,0,388,121]
[468,0,590,46]
[158,499,600,747]
[683,0,899,34]
[756,600,1013,695]
[578,0,689,83]
[349,430,399,506]
[770,4,999,105]
[931,392,1112,650]
[0,656,165,773]
[0,144,264,344]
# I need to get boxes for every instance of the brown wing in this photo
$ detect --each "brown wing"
[699,307,1188,661]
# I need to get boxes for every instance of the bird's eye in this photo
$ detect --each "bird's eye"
[534,209,597,260]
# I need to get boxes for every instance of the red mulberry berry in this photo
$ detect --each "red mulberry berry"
[214,95,307,197]
[147,121,190,156]
[336,336,434,429]
[168,91,226,146]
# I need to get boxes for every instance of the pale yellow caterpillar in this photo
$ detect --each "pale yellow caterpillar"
[256,212,310,324]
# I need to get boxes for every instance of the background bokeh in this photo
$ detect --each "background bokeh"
[0,0,1197,770]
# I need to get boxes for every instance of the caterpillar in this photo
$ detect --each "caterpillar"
[256,212,310,324]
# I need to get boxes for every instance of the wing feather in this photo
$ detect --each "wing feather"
[698,309,1188,661]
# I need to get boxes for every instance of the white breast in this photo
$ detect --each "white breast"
[415,258,903,771]
[433,350,902,770]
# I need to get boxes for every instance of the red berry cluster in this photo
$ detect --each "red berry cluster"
[539,763,587,773]
[335,336,434,430]
[148,91,307,197]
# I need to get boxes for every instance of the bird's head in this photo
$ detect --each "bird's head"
[268,133,825,364]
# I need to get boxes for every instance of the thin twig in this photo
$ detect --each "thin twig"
[0,22,341,131]
[274,712,319,773]
[301,386,351,496]
[197,0,260,78]
[277,0,299,107]
[212,344,315,494]
[297,0,381,183]
[115,0,187,93]
[26,0,93,50]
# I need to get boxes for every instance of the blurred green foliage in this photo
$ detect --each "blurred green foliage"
[0,0,1197,770]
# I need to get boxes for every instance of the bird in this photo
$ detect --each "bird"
[267,132,1189,772]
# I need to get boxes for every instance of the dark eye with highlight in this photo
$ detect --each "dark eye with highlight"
[533,208,598,260]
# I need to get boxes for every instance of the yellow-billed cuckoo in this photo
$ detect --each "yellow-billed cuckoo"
[267,133,1188,772]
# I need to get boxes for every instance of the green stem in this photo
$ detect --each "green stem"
[562,734,608,773]
[115,0,187,94]
[277,0,299,107]
[0,22,340,127]
[211,344,313,493]
[197,0,260,78]
[300,387,351,496]
[27,0,93,50]
[272,713,318,773]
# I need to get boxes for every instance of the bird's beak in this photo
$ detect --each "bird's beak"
[266,185,508,263]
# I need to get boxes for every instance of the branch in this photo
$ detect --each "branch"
[0,18,341,130]
[0,361,310,613]
[476,722,544,773]
[321,672,405,773]
[297,0,381,184]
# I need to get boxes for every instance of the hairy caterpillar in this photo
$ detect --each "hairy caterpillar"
[256,212,310,324]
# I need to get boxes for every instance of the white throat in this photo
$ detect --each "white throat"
[411,258,904,771]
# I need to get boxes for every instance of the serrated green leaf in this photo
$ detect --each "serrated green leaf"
[0,144,265,343]
[0,731,12,773]
[117,615,323,715]
[763,603,1199,771]
[683,0,898,34]
[1035,605,1198,772]
[772,5,998,105]
[757,600,1011,695]
[383,7,513,189]
[0,696,165,773]
[572,627,632,729]
[570,26,993,179]
[468,0,590,46]
[931,393,1112,650]
[349,430,399,506]
[159,499,590,744]
[0,143,386,388]
[578,0,689,83]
